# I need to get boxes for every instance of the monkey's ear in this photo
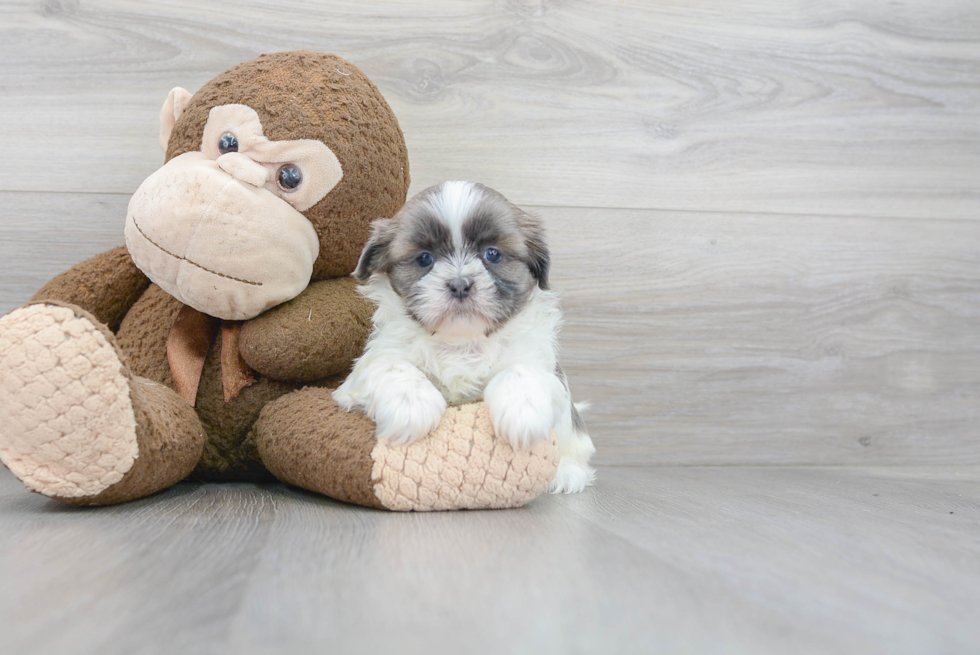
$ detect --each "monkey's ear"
[353,218,397,282]
[158,87,194,154]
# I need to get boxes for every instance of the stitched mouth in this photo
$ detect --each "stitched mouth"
[131,215,262,287]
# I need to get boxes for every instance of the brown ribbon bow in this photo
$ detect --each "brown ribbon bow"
[166,304,257,406]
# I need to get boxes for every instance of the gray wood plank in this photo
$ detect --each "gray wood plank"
[0,466,977,655]
[1,2,977,653]
[2,193,976,465]
[0,191,125,312]
[548,207,980,466]
[0,0,978,218]
[559,465,980,655]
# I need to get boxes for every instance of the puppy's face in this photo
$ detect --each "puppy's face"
[354,181,550,338]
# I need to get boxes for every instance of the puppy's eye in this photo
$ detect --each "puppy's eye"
[218,132,239,155]
[483,247,503,264]
[416,252,434,268]
[277,164,303,192]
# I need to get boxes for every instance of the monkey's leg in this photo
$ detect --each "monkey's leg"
[0,303,204,505]
[31,245,150,332]
[252,387,560,511]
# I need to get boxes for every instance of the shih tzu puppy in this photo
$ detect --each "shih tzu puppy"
[332,181,595,493]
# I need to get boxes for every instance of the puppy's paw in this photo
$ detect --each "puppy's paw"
[548,458,596,494]
[372,378,447,445]
[485,368,557,450]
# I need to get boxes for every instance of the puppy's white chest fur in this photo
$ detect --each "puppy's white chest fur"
[360,278,561,404]
[428,340,496,403]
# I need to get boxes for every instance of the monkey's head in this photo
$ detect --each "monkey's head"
[125,51,410,320]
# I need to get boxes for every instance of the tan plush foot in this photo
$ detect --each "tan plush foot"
[0,304,139,499]
[371,403,559,511]
[254,387,560,511]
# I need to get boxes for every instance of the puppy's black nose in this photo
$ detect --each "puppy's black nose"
[448,277,473,299]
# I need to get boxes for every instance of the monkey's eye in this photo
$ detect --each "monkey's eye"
[218,132,239,155]
[276,164,303,192]
[416,252,434,268]
[483,247,503,264]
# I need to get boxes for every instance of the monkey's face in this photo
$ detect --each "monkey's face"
[125,104,343,321]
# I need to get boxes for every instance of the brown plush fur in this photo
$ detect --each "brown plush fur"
[32,246,150,332]
[12,52,409,502]
[16,300,206,506]
[107,51,409,485]
[240,277,374,383]
[116,283,181,387]
[166,51,410,279]
[112,280,364,481]
[69,377,208,506]
[253,387,384,509]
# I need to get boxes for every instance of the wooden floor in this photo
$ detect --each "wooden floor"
[1,466,978,654]
[1,1,979,653]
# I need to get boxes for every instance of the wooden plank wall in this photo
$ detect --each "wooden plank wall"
[0,0,977,465]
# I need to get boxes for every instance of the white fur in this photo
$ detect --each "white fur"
[413,253,498,337]
[333,278,596,493]
[333,182,596,493]
[484,365,564,450]
[425,180,482,248]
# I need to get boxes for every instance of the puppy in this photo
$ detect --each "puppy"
[333,181,595,493]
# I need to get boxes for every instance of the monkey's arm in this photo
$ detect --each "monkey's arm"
[238,277,372,383]
[30,246,151,332]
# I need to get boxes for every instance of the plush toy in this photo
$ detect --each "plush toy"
[0,51,558,510]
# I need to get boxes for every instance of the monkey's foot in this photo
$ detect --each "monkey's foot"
[255,388,560,511]
[0,304,139,499]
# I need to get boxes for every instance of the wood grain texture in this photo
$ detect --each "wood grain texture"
[2,3,978,652]
[0,192,125,314]
[0,0,978,218]
[3,193,976,465]
[0,466,977,654]
[545,207,980,465]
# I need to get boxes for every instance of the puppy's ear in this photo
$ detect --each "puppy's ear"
[517,210,551,290]
[353,218,397,281]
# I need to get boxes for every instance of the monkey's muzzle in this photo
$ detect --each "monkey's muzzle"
[125,152,320,321]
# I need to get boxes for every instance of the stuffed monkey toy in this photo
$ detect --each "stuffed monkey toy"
[0,51,558,510]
